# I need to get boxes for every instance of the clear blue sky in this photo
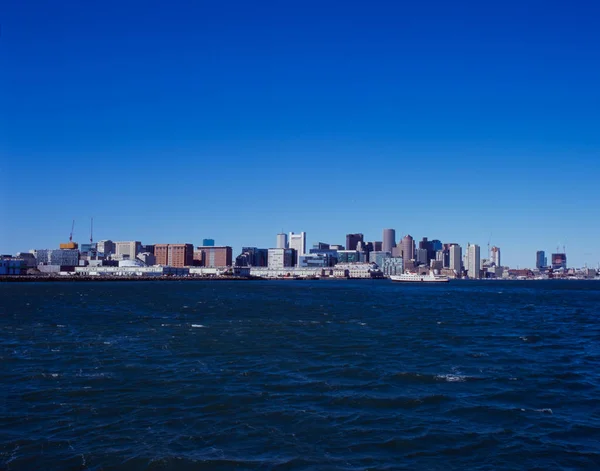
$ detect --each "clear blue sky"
[1,0,599,268]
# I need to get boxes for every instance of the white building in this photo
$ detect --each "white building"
[268,248,295,269]
[490,246,501,266]
[468,244,481,279]
[115,241,142,260]
[75,266,189,277]
[32,249,79,266]
[449,244,462,274]
[288,232,306,264]
[276,233,288,249]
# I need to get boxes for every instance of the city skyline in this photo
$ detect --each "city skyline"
[2,223,586,270]
[2,1,599,268]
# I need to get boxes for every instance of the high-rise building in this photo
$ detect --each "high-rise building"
[536,251,546,269]
[468,244,481,279]
[276,233,288,249]
[449,244,462,274]
[154,244,194,267]
[382,229,396,253]
[373,241,383,251]
[400,235,415,261]
[288,232,306,264]
[551,253,567,270]
[115,241,142,260]
[202,239,215,247]
[268,248,295,268]
[196,246,233,267]
[490,246,501,267]
[345,233,363,251]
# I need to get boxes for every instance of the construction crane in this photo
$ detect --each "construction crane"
[60,219,78,249]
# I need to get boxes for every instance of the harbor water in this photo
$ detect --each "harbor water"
[1,280,600,470]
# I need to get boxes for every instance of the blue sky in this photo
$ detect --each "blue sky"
[1,0,599,268]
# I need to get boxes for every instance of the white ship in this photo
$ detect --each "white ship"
[390,271,450,283]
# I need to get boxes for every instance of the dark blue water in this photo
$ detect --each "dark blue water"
[1,280,600,470]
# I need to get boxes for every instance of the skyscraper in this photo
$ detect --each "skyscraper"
[468,244,481,279]
[276,233,288,249]
[400,235,415,261]
[490,246,501,267]
[536,250,546,269]
[449,244,461,274]
[345,233,363,251]
[382,229,396,253]
[288,232,306,264]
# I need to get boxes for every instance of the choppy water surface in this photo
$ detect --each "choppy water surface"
[1,280,600,470]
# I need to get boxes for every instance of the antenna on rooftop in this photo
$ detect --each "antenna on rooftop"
[90,217,94,244]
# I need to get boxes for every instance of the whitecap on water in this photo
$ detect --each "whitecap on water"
[436,374,466,382]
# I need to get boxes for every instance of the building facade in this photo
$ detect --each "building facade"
[536,250,546,269]
[345,233,363,251]
[468,244,481,279]
[32,249,79,267]
[276,233,288,249]
[382,257,404,276]
[196,246,233,267]
[400,235,415,261]
[449,244,462,275]
[115,241,142,260]
[153,243,194,267]
[96,240,115,257]
[288,232,306,263]
[490,246,501,267]
[336,250,361,264]
[268,248,295,269]
[382,229,396,253]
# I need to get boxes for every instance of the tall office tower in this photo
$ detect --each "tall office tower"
[490,246,501,266]
[382,229,396,253]
[419,237,435,263]
[449,244,462,274]
[202,239,215,247]
[536,250,546,269]
[400,235,415,261]
[288,232,306,264]
[373,241,383,251]
[345,233,364,251]
[276,233,288,249]
[468,244,481,279]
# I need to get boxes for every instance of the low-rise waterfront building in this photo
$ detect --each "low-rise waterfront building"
[32,248,79,267]
[74,266,190,277]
